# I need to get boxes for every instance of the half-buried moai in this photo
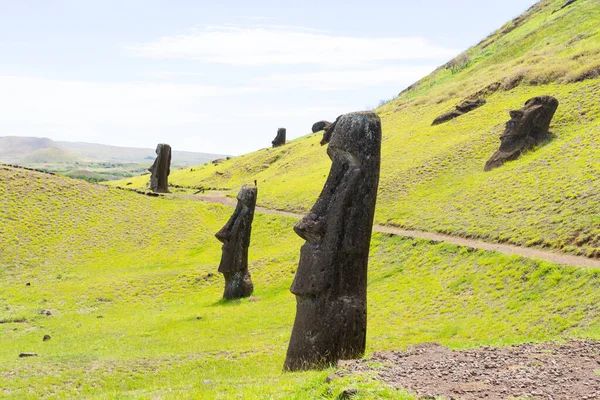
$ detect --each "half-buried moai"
[272,128,286,147]
[484,95,559,171]
[284,111,381,371]
[148,143,172,193]
[215,185,257,300]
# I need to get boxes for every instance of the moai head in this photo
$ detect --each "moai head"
[272,128,286,147]
[485,96,558,171]
[148,143,172,193]
[215,185,257,299]
[284,111,381,371]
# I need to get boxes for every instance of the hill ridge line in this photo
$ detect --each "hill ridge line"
[190,194,600,269]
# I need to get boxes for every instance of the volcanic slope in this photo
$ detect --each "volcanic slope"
[3,166,600,398]
[114,0,600,258]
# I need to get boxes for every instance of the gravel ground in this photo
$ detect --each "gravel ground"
[336,340,600,399]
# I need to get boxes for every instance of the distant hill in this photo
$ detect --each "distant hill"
[0,136,226,166]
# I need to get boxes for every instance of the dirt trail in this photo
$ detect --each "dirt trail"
[189,194,600,269]
[336,340,600,400]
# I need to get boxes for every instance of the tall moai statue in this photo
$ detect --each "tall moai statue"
[215,185,258,300]
[484,95,559,171]
[272,128,286,147]
[148,143,172,193]
[284,111,382,371]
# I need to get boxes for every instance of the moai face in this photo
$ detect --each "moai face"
[284,111,381,371]
[485,96,558,171]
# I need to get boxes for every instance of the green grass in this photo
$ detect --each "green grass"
[3,166,600,398]
[111,0,600,257]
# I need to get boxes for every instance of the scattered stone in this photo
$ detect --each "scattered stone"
[484,95,559,171]
[272,128,286,147]
[40,309,52,316]
[96,315,104,318]
[148,143,172,193]
[203,379,213,385]
[196,316,203,320]
[312,120,332,133]
[25,282,31,286]
[215,185,257,300]
[19,352,38,358]
[432,98,486,125]
[43,335,51,341]
[284,111,381,371]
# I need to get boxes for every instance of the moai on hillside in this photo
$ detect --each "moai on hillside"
[148,143,172,193]
[215,184,258,300]
[311,120,332,133]
[272,128,286,147]
[484,95,559,171]
[284,111,382,371]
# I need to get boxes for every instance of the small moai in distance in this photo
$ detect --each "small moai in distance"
[148,143,172,193]
[272,128,286,147]
[215,184,258,300]
[284,111,382,371]
[311,120,332,133]
[484,95,559,171]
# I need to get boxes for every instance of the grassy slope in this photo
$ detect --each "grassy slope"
[3,167,600,398]
[112,0,600,257]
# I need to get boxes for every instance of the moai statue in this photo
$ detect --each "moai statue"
[484,95,559,171]
[148,143,172,193]
[284,111,382,371]
[272,128,286,147]
[215,185,258,300]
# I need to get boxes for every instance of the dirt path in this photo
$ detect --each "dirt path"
[335,340,600,400]
[174,193,600,269]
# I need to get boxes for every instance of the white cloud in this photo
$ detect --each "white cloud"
[127,25,458,67]
[255,65,437,91]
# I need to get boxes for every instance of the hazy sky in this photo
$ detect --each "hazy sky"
[0,0,535,155]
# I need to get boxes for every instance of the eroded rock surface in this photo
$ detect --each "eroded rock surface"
[272,128,286,147]
[432,98,486,126]
[484,95,558,171]
[148,143,171,193]
[284,111,381,371]
[215,185,257,300]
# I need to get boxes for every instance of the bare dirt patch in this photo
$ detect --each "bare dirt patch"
[336,340,600,399]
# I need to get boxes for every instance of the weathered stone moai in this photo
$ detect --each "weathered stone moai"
[284,111,381,371]
[484,95,558,171]
[311,120,332,133]
[148,143,172,193]
[272,128,286,147]
[215,185,257,300]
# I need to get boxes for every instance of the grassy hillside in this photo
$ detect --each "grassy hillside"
[3,166,600,398]
[112,0,600,258]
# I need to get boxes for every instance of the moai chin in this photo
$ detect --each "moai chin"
[284,111,382,371]
[148,143,172,193]
[215,185,257,300]
[484,95,559,171]
[272,128,286,147]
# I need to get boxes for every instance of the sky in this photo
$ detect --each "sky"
[0,0,536,155]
